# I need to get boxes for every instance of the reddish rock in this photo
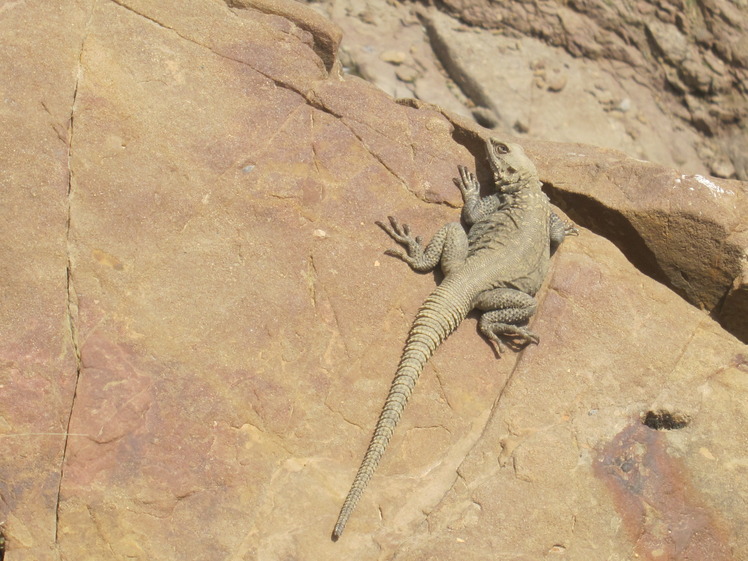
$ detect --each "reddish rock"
[1,1,746,560]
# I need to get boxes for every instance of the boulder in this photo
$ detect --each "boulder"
[1,1,746,560]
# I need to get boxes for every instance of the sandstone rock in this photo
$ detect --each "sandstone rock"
[319,0,472,118]
[0,3,91,560]
[524,139,748,343]
[1,1,747,560]
[379,49,407,65]
[416,7,713,177]
[327,0,747,180]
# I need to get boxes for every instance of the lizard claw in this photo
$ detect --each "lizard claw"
[489,335,507,355]
[508,326,540,347]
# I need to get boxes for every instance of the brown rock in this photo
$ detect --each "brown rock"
[422,0,748,179]
[380,49,407,65]
[400,233,747,560]
[417,8,710,176]
[524,139,748,342]
[225,0,343,72]
[0,3,90,560]
[1,1,747,561]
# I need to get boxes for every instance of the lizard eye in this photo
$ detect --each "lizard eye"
[494,142,509,154]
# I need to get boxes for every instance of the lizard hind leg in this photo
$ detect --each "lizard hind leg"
[474,288,539,353]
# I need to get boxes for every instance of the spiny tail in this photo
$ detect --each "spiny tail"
[332,284,469,540]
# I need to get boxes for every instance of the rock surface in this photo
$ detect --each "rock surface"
[524,137,748,343]
[317,0,748,180]
[1,1,747,560]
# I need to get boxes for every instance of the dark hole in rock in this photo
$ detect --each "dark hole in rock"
[643,410,690,430]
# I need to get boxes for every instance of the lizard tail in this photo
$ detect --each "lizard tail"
[332,284,469,540]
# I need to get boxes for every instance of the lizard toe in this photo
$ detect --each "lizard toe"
[384,249,405,260]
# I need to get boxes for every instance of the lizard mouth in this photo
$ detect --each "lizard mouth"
[488,154,503,181]
[490,159,515,184]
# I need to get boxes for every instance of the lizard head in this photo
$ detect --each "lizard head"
[485,138,539,193]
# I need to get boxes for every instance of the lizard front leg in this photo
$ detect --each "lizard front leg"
[550,212,578,254]
[453,165,502,225]
[473,288,539,353]
[376,216,468,275]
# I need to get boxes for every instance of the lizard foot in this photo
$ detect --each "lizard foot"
[564,222,579,237]
[482,324,540,354]
[453,165,480,199]
[376,216,424,264]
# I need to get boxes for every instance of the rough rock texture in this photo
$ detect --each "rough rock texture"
[524,137,748,343]
[1,1,747,560]
[438,0,748,175]
[316,0,748,180]
[0,4,90,559]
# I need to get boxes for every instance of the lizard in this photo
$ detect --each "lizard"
[331,137,577,541]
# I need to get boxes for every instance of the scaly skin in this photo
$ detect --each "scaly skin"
[331,138,577,540]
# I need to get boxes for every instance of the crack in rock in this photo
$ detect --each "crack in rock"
[55,3,94,543]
